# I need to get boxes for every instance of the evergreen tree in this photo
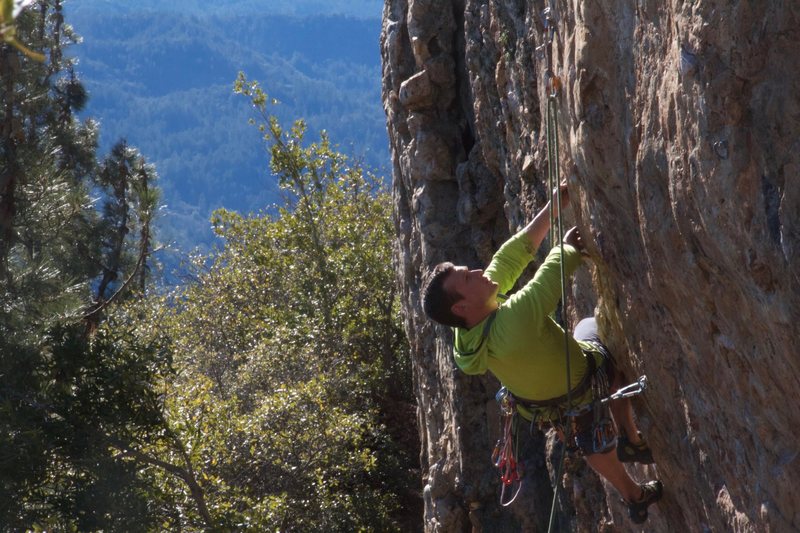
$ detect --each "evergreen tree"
[85,140,160,329]
[0,2,169,529]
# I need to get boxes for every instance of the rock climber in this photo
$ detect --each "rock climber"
[420,183,663,524]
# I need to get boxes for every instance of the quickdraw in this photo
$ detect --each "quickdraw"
[493,387,523,506]
[601,375,648,403]
[563,371,648,454]
[592,374,648,452]
[537,4,561,98]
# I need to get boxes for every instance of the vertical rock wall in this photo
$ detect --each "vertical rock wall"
[382,0,800,530]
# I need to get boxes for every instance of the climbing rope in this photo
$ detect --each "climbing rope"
[539,6,650,529]
[491,1,651,520]
[539,3,575,532]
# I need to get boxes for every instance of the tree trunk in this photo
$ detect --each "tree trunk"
[382,0,800,530]
[0,46,20,280]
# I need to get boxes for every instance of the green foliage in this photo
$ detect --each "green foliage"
[3,3,415,528]
[498,29,514,63]
[0,312,171,531]
[0,0,45,61]
[91,140,160,305]
[144,372,399,530]
[1,2,170,529]
[130,76,416,530]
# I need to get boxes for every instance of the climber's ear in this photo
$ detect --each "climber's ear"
[451,300,468,318]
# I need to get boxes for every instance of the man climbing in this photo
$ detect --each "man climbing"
[421,184,663,524]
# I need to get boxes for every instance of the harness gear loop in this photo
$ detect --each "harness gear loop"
[493,388,523,506]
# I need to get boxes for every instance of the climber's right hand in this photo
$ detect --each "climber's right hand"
[563,226,584,251]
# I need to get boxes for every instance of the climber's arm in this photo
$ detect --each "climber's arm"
[519,200,554,256]
[484,183,570,293]
[504,239,583,322]
[520,182,569,254]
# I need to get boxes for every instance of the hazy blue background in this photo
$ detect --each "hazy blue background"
[66,0,386,263]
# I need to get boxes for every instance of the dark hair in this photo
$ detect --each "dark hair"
[421,262,468,329]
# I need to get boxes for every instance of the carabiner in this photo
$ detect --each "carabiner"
[600,375,648,404]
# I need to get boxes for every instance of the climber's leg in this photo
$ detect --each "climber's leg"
[608,371,644,445]
[583,448,642,502]
[573,317,644,445]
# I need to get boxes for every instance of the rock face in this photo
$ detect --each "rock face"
[382,0,800,531]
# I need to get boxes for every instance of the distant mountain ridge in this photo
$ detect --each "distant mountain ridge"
[69,0,383,18]
[66,5,386,258]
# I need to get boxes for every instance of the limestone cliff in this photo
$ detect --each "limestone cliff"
[382,0,800,531]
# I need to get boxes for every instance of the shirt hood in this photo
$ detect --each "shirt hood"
[452,314,494,375]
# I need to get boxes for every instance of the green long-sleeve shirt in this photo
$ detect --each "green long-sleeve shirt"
[453,229,594,408]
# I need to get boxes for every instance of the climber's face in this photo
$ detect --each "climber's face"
[444,266,499,321]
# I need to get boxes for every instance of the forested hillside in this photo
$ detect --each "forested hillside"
[70,0,382,18]
[67,3,386,251]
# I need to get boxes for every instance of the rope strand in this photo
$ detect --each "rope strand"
[540,5,574,531]
[546,90,573,533]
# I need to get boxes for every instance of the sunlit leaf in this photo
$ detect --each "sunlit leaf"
[0,0,45,61]
[12,0,37,19]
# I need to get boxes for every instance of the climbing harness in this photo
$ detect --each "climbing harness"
[492,387,523,506]
[492,363,649,508]
[511,349,617,455]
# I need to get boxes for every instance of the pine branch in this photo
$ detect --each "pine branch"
[83,241,163,322]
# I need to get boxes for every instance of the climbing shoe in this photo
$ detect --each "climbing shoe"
[617,432,654,464]
[628,480,663,524]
